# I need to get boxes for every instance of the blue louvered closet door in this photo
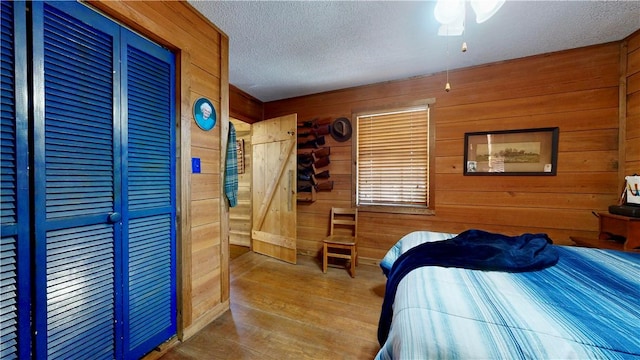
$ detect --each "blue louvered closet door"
[30,2,176,359]
[0,1,30,359]
[121,28,176,360]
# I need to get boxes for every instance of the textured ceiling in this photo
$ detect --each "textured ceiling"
[187,1,640,102]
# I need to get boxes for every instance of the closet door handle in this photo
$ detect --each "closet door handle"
[107,212,122,223]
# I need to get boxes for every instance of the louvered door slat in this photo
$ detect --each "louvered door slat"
[0,11,17,325]
[0,1,28,358]
[124,31,176,358]
[31,3,176,359]
[43,12,114,220]
[0,235,18,360]
[0,1,16,227]
[33,2,120,358]
[128,215,173,351]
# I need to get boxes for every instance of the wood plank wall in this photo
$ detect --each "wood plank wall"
[228,87,261,248]
[230,84,263,124]
[229,118,253,247]
[264,42,630,261]
[626,31,640,176]
[89,0,229,342]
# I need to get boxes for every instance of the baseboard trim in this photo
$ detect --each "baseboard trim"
[182,299,231,340]
[141,337,180,360]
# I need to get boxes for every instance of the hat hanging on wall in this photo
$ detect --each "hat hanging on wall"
[330,117,352,142]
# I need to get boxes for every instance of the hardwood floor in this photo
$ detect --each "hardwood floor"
[230,244,250,260]
[160,251,387,359]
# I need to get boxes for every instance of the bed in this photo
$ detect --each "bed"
[375,230,640,360]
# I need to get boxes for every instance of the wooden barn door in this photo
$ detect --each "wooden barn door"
[251,114,297,264]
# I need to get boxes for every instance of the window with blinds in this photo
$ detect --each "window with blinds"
[356,106,429,208]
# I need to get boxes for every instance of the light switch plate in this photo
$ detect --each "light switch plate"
[192,158,201,173]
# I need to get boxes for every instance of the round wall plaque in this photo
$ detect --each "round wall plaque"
[193,97,216,131]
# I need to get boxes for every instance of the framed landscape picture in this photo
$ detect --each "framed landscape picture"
[463,127,559,176]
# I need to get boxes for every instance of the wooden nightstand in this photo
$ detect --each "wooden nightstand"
[571,212,640,252]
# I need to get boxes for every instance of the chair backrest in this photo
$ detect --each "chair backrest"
[329,207,358,238]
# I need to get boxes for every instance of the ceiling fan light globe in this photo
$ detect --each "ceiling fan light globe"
[434,0,465,25]
[470,0,505,23]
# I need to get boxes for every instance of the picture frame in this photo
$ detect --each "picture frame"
[463,127,559,176]
[193,97,216,131]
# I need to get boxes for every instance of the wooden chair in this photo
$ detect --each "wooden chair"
[322,207,358,277]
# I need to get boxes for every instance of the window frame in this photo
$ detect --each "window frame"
[351,99,436,215]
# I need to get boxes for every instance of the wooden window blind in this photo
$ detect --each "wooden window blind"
[356,106,429,208]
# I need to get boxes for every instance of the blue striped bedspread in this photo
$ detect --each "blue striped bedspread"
[375,231,640,360]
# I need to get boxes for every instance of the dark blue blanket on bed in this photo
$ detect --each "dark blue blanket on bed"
[377,229,559,346]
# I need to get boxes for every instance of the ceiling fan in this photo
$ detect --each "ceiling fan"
[434,0,505,36]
